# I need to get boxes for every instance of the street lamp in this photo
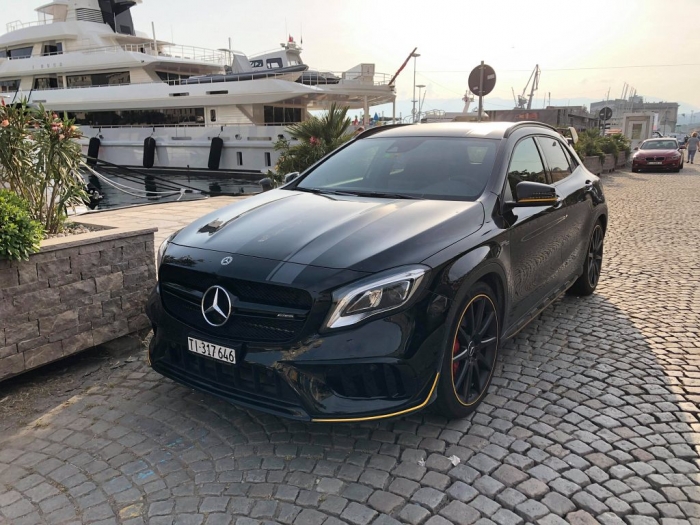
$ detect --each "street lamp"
[411,52,420,123]
[416,84,426,123]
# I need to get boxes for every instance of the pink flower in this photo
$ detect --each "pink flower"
[52,113,58,119]
[59,134,65,140]
[1,120,8,127]
[309,136,319,146]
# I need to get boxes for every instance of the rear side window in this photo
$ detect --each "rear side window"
[536,137,572,183]
[507,138,547,195]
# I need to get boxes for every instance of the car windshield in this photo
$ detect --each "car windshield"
[294,136,498,201]
[641,140,677,150]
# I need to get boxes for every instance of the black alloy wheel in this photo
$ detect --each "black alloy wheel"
[436,282,499,418]
[569,222,604,296]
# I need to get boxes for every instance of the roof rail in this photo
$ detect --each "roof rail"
[503,121,560,138]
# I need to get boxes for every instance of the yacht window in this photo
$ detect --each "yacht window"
[237,152,243,166]
[67,71,130,88]
[0,80,20,93]
[250,60,263,68]
[210,109,217,122]
[67,107,205,126]
[156,71,190,85]
[34,76,63,90]
[0,51,5,58]
[7,46,34,60]
[265,152,272,167]
[263,106,302,125]
[266,58,283,69]
[42,43,63,56]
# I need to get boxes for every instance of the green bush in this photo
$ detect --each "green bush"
[574,129,631,161]
[0,189,44,261]
[0,100,87,234]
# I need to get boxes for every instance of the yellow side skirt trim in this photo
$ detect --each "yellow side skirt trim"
[312,373,440,423]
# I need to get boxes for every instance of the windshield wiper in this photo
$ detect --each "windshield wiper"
[294,187,357,197]
[351,191,424,200]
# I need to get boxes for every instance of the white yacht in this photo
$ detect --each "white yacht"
[0,0,396,176]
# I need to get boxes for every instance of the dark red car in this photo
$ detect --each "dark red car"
[632,138,684,172]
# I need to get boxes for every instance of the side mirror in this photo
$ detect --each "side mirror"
[633,147,639,151]
[568,126,579,145]
[284,172,300,183]
[511,181,558,207]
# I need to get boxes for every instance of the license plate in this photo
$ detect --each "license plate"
[648,161,662,165]
[187,337,236,364]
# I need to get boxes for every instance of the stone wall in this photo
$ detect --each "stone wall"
[0,226,157,381]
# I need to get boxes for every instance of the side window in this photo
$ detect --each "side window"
[507,138,547,196]
[536,137,572,183]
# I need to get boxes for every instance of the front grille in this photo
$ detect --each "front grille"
[159,266,312,343]
[321,363,412,399]
[645,156,665,161]
[157,340,303,415]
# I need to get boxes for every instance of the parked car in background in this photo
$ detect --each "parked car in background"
[147,121,608,421]
[632,138,684,172]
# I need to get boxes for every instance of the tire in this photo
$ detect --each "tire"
[569,221,604,296]
[435,282,500,419]
[632,167,639,173]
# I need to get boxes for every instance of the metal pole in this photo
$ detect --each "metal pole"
[412,55,417,123]
[478,61,484,122]
[392,99,396,124]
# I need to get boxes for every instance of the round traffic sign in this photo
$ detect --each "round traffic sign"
[599,107,613,121]
[468,64,497,97]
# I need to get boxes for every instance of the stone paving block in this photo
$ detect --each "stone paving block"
[439,500,481,525]
[367,491,404,515]
[398,503,431,525]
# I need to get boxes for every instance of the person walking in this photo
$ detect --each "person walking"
[687,132,700,164]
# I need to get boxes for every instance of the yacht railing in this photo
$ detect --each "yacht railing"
[82,42,228,65]
[30,70,394,91]
[6,19,51,32]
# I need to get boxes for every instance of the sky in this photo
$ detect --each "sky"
[3,0,700,121]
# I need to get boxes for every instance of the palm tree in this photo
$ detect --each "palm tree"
[287,102,353,151]
[274,103,354,176]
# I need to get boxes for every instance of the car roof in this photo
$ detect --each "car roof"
[361,121,560,140]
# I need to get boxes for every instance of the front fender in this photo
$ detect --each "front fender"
[427,243,509,377]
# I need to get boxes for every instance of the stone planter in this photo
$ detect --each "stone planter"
[616,151,628,168]
[0,225,157,382]
[602,154,615,172]
[583,156,603,175]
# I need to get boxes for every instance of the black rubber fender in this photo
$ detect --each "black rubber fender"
[87,137,101,166]
[143,136,156,169]
[208,137,224,170]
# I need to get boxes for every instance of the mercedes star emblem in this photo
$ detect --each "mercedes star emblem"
[221,256,233,266]
[201,285,232,327]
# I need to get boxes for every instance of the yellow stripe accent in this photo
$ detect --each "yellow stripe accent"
[518,198,557,204]
[312,373,440,423]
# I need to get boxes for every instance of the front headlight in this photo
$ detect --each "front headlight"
[323,265,429,330]
[669,152,681,159]
[157,231,177,269]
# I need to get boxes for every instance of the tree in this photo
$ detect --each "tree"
[0,100,86,234]
[274,103,353,177]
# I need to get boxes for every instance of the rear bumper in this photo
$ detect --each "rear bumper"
[146,287,444,421]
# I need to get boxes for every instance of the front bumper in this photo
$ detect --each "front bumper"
[146,286,446,421]
[632,158,682,170]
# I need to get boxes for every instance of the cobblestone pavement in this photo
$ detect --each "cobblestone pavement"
[1,166,699,525]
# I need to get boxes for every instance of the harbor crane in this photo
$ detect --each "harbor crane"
[512,65,541,110]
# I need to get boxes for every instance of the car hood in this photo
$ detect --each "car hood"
[171,189,485,272]
[635,149,680,156]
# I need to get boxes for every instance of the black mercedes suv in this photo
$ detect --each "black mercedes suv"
[146,122,607,421]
